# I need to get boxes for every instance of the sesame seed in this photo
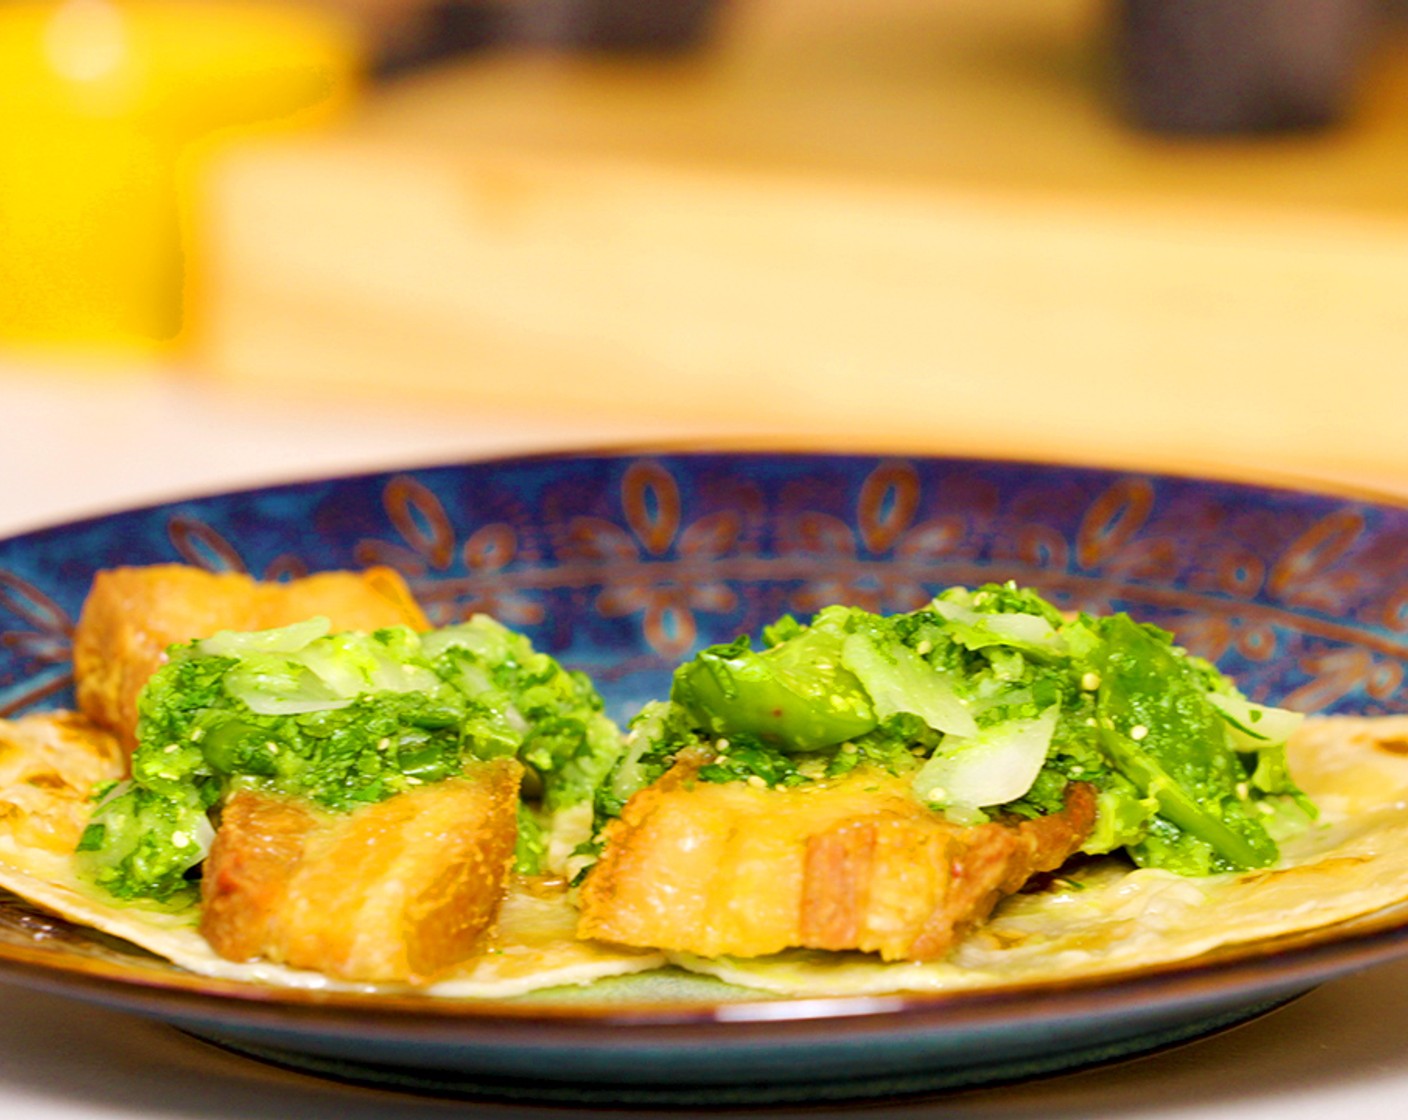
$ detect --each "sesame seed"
[1081,672,1101,691]
[746,775,767,789]
[1130,725,1149,741]
[715,738,730,754]
[171,832,188,847]
[1236,781,1250,799]
[841,743,857,755]
[915,640,933,656]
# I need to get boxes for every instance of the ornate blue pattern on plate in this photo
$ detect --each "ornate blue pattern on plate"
[0,451,1405,1104]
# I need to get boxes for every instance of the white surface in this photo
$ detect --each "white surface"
[0,364,728,537]
[1,363,1407,1119]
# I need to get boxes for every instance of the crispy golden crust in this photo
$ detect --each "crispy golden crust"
[200,758,521,984]
[198,792,321,964]
[72,564,430,753]
[905,782,1097,959]
[577,755,1095,962]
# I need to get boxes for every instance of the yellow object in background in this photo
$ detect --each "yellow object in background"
[0,1,361,354]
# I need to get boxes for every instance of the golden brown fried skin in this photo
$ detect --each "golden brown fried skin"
[577,753,1096,962]
[198,791,320,965]
[73,564,430,753]
[200,758,521,984]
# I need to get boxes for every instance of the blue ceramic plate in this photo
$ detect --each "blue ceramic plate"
[1,450,1407,1106]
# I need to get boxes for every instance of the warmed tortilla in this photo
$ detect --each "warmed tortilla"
[2,711,1407,999]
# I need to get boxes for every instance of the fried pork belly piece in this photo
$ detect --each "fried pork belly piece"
[0,713,125,854]
[200,758,520,984]
[577,754,1096,962]
[73,564,429,751]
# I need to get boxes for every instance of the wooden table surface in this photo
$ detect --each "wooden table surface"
[194,0,1408,496]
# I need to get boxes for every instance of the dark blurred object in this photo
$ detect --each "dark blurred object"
[373,1,499,74]
[509,0,720,51]
[1116,0,1377,134]
[371,0,722,74]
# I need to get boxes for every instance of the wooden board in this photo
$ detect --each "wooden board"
[194,0,1408,493]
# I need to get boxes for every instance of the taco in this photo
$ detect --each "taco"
[3,565,658,993]
[0,569,1405,1001]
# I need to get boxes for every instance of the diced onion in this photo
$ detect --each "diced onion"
[932,601,1063,652]
[912,708,1058,813]
[196,617,330,657]
[1207,692,1304,749]
[841,633,978,738]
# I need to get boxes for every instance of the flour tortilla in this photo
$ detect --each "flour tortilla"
[2,712,1407,999]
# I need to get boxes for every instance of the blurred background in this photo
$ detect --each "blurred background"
[3,0,1408,531]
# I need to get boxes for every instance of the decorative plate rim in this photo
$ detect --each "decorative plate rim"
[6,441,1408,544]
